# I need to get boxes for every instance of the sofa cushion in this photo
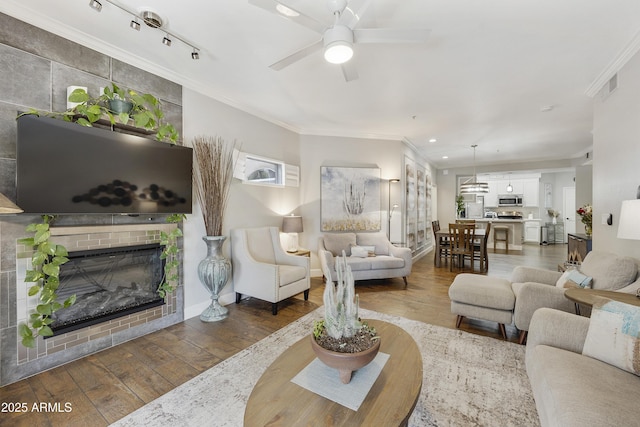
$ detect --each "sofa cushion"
[527,344,640,427]
[356,232,390,255]
[582,297,640,376]
[323,233,356,257]
[344,257,372,271]
[581,251,638,290]
[369,256,404,270]
[278,265,307,286]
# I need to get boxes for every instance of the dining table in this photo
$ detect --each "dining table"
[435,228,488,272]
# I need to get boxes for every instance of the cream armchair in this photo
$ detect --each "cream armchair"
[512,251,640,343]
[230,227,310,315]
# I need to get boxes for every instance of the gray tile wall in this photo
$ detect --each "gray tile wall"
[0,12,185,386]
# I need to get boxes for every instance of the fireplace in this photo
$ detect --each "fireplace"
[50,243,165,336]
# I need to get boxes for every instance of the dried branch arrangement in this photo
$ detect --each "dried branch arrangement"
[192,136,236,236]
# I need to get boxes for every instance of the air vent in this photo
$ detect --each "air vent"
[142,11,163,28]
[600,73,618,100]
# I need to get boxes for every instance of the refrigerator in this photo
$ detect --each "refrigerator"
[466,196,484,219]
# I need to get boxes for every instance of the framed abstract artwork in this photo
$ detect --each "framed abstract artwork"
[321,167,381,231]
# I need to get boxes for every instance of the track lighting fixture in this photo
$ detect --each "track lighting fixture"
[87,0,201,60]
[89,0,102,12]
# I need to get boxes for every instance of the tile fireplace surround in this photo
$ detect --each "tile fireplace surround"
[0,219,184,386]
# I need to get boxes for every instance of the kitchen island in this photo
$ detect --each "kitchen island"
[474,219,524,250]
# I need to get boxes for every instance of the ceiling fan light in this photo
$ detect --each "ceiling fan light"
[324,41,353,64]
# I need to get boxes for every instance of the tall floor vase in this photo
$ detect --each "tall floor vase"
[198,235,231,322]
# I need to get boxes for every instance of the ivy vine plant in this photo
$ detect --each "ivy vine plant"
[18,215,76,348]
[157,214,186,298]
[18,83,179,144]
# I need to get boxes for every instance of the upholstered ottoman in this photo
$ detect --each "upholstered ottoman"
[448,273,515,339]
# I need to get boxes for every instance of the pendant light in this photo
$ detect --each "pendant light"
[506,174,513,193]
[459,145,489,194]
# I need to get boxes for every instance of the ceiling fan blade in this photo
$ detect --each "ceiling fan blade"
[269,39,323,70]
[248,0,326,34]
[341,61,359,82]
[354,28,431,44]
[339,0,372,29]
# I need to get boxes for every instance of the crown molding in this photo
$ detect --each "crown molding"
[0,3,303,135]
[585,28,640,97]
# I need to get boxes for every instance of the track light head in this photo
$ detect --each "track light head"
[89,0,102,12]
[191,50,200,60]
[130,19,141,31]
[162,36,172,46]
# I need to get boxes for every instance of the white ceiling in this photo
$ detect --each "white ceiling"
[3,0,640,169]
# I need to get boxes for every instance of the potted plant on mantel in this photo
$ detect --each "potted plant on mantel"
[192,135,237,322]
[19,83,179,144]
[312,252,380,384]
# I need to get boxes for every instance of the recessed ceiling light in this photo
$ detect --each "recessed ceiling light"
[429,138,437,143]
[442,156,448,159]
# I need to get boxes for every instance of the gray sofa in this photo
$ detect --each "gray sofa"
[511,251,640,342]
[318,231,412,286]
[526,308,640,426]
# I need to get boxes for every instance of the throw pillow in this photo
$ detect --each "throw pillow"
[323,233,357,257]
[350,246,369,258]
[556,270,593,289]
[555,270,573,288]
[356,232,390,255]
[583,296,640,376]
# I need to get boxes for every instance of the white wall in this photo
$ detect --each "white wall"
[593,49,640,257]
[182,89,301,318]
[299,135,419,274]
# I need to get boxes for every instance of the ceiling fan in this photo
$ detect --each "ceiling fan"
[249,0,431,81]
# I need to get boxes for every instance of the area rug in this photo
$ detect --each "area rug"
[111,308,539,427]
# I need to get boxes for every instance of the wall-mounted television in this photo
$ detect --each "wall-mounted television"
[17,115,193,214]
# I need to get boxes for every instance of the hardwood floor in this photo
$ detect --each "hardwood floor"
[0,243,566,426]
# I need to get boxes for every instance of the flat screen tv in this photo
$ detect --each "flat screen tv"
[16,114,193,214]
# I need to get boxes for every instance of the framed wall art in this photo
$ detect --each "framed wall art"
[321,167,381,231]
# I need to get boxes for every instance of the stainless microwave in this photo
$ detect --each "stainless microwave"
[498,194,523,206]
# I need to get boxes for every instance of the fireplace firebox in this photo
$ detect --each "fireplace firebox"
[50,243,165,336]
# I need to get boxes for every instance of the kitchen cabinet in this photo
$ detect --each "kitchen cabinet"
[484,181,499,207]
[567,233,592,263]
[522,179,539,207]
[523,220,541,243]
[482,177,539,207]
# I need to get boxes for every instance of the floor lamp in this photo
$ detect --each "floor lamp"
[388,179,400,239]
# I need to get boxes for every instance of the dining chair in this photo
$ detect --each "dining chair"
[455,219,476,225]
[432,220,449,265]
[471,222,490,272]
[448,223,476,272]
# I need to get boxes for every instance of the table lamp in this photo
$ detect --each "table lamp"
[617,199,640,240]
[282,215,303,252]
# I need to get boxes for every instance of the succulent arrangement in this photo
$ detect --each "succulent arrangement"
[313,252,378,353]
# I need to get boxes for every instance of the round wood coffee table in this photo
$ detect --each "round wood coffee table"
[244,319,423,426]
